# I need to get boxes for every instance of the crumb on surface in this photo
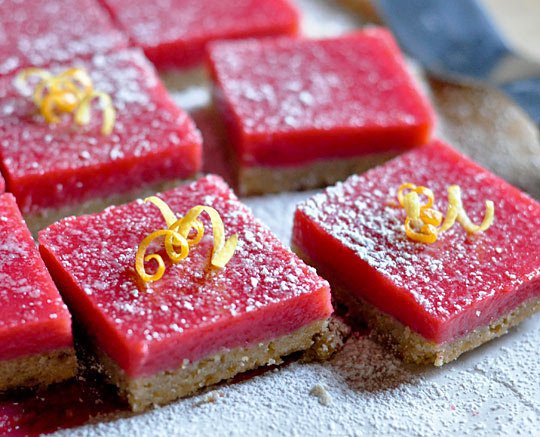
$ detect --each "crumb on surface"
[310,383,331,406]
[193,391,224,407]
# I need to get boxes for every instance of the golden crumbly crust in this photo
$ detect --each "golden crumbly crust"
[237,153,397,196]
[0,347,77,392]
[334,287,540,366]
[24,178,193,236]
[94,319,334,412]
[302,316,351,362]
[293,244,540,366]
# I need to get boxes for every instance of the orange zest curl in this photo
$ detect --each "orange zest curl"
[397,183,494,244]
[135,197,238,283]
[15,67,115,135]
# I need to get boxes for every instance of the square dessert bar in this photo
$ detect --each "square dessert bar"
[293,140,540,366]
[0,193,76,392]
[0,0,128,76]
[100,0,299,70]
[38,175,333,411]
[207,28,435,195]
[0,48,202,233]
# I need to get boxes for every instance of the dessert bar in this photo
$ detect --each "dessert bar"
[293,140,540,365]
[0,193,76,392]
[208,28,434,195]
[39,175,333,411]
[0,49,202,232]
[100,0,300,69]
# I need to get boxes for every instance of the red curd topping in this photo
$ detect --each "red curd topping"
[38,175,332,377]
[0,0,128,76]
[0,193,72,361]
[100,0,299,69]
[208,28,435,167]
[0,49,202,214]
[293,140,540,344]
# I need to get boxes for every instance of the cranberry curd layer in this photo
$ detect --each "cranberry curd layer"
[293,140,540,347]
[0,49,202,217]
[39,175,332,379]
[100,0,299,69]
[0,0,128,76]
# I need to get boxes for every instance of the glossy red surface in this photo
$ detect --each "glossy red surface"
[0,0,128,76]
[0,194,72,361]
[208,28,435,168]
[0,49,202,214]
[39,175,332,377]
[100,0,299,69]
[293,140,540,343]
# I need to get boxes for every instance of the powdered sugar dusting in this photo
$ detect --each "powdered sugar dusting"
[14,0,538,434]
[297,141,540,341]
[39,176,329,375]
[0,48,201,213]
[101,0,298,49]
[209,30,431,137]
[0,0,128,76]
[54,322,540,436]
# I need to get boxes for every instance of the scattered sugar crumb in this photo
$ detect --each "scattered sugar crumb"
[310,384,332,406]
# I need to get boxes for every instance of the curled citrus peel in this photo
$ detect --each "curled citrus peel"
[15,67,115,135]
[135,197,238,282]
[397,183,494,244]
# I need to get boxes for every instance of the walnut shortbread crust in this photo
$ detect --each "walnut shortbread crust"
[293,244,540,366]
[0,347,77,392]
[238,153,397,196]
[92,318,346,412]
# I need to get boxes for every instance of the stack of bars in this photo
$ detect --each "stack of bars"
[0,0,538,422]
[0,0,341,411]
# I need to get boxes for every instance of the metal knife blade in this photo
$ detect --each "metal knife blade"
[374,0,540,123]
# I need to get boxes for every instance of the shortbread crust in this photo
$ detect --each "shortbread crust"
[294,244,540,366]
[94,319,329,411]
[237,153,397,196]
[0,348,77,392]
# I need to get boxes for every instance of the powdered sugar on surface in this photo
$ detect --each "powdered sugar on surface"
[48,174,540,435]
[0,193,71,359]
[55,317,540,436]
[47,0,539,435]
[0,48,197,177]
[101,0,298,49]
[208,30,431,136]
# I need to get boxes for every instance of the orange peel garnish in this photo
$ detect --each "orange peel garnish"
[136,229,189,283]
[397,183,494,244]
[135,197,238,283]
[75,91,116,135]
[15,67,115,135]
